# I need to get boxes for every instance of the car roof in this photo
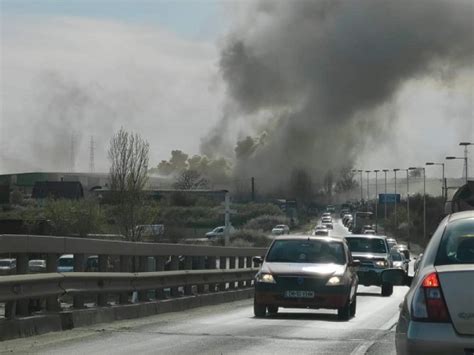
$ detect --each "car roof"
[447,210,474,223]
[273,235,343,243]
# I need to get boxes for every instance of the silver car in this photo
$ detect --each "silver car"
[395,211,474,354]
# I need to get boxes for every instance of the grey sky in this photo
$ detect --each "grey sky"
[0,0,472,179]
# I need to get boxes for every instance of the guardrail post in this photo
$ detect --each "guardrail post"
[184,256,193,295]
[246,257,252,287]
[238,257,245,288]
[16,253,30,316]
[46,253,60,312]
[208,256,217,292]
[155,256,166,299]
[219,256,227,291]
[97,255,109,307]
[229,257,236,289]
[197,257,206,293]
[138,256,148,302]
[73,254,85,309]
[170,256,180,297]
[119,255,131,304]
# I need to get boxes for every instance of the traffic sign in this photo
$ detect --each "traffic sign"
[379,193,400,204]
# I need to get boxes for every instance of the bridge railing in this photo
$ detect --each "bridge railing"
[0,234,266,319]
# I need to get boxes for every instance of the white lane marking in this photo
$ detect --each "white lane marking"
[350,305,400,354]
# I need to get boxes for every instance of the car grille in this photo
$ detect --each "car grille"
[274,275,326,289]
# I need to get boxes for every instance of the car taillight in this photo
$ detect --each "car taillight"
[412,272,450,322]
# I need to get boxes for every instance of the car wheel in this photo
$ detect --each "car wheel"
[349,296,357,317]
[381,283,393,297]
[267,305,278,315]
[337,300,351,321]
[254,298,267,318]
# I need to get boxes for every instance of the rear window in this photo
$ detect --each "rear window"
[58,257,74,267]
[346,237,387,254]
[435,218,474,265]
[266,239,345,264]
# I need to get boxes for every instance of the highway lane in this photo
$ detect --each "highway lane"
[1,288,407,354]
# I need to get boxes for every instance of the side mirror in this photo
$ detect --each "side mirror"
[350,260,361,267]
[381,268,409,286]
[253,256,263,266]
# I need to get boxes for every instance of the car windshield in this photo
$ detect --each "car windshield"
[391,253,402,261]
[435,218,474,265]
[347,238,387,254]
[0,260,13,267]
[58,257,74,267]
[266,240,345,264]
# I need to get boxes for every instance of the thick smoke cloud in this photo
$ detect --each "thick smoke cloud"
[203,0,474,191]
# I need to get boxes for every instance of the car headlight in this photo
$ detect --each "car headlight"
[326,276,343,286]
[256,273,276,283]
[375,260,389,268]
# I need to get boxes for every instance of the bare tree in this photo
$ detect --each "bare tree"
[108,128,150,241]
[173,169,209,190]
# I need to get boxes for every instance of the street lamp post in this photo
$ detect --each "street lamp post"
[410,167,426,242]
[446,156,468,184]
[402,169,410,244]
[383,169,389,222]
[426,162,446,201]
[373,169,380,232]
[393,168,400,229]
[459,142,473,182]
[365,171,370,201]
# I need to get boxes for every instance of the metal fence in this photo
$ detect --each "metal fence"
[0,234,266,319]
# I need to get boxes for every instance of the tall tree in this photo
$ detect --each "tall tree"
[108,128,150,241]
[174,169,209,190]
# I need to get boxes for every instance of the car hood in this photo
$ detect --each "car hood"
[262,262,345,277]
[351,252,387,260]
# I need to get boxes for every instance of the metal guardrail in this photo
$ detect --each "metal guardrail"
[0,234,266,320]
[0,269,256,302]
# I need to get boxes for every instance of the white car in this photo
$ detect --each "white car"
[313,228,329,236]
[271,224,290,235]
[363,229,376,235]
[322,216,332,224]
[206,226,236,239]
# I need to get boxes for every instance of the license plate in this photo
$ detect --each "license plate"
[284,290,315,298]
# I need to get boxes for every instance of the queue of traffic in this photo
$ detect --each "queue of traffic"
[253,206,474,355]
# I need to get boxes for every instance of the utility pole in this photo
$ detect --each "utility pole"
[405,169,410,245]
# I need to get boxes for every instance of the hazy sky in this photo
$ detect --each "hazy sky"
[0,0,472,178]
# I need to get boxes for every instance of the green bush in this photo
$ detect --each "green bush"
[244,215,289,232]
[44,198,105,237]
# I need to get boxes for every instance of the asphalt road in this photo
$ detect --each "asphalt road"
[1,218,409,354]
[1,284,406,355]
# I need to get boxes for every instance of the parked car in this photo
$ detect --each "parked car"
[28,259,46,273]
[390,250,409,274]
[206,226,236,239]
[57,254,74,272]
[253,235,359,320]
[0,258,16,275]
[345,234,394,296]
[271,224,290,235]
[395,211,474,355]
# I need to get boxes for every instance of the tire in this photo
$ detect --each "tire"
[337,300,351,321]
[381,283,393,297]
[267,305,278,315]
[350,296,357,317]
[254,298,267,318]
